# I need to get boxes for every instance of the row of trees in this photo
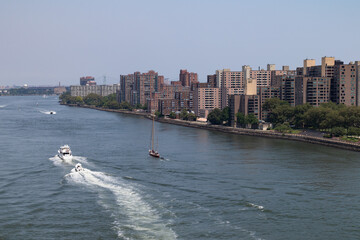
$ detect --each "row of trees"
[155,109,197,121]
[6,88,54,95]
[59,92,147,110]
[206,107,259,128]
[263,98,360,136]
[207,107,230,125]
[235,112,259,127]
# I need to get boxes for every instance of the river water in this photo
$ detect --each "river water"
[1,96,360,240]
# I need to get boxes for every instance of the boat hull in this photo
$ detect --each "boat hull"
[149,150,160,158]
[58,154,73,161]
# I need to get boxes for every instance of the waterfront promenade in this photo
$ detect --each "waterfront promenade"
[64,103,360,152]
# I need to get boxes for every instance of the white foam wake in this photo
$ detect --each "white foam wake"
[0,105,7,108]
[39,110,56,115]
[248,203,264,210]
[65,169,177,239]
[49,155,88,166]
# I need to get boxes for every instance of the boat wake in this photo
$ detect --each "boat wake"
[0,104,7,108]
[65,169,177,239]
[248,202,265,211]
[49,155,88,166]
[39,110,56,115]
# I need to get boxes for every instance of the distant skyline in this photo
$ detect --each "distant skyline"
[1,0,359,86]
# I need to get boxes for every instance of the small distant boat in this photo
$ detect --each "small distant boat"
[149,116,160,158]
[50,111,56,115]
[58,145,73,161]
[73,163,84,172]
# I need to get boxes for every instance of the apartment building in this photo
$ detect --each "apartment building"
[179,69,198,87]
[302,77,331,106]
[193,87,221,117]
[80,76,96,86]
[120,74,134,103]
[258,86,281,120]
[332,61,360,106]
[71,84,120,97]
[228,71,258,126]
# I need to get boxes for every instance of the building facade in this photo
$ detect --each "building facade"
[179,69,198,87]
[71,84,121,97]
[80,76,96,86]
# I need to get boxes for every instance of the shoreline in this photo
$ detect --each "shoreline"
[63,103,360,152]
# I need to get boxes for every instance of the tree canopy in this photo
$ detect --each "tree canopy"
[262,98,360,136]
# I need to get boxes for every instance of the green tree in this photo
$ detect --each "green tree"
[155,110,163,118]
[107,100,120,109]
[119,101,133,110]
[304,107,328,129]
[340,106,360,129]
[59,92,71,103]
[245,114,259,128]
[319,109,344,130]
[262,98,289,112]
[236,112,246,127]
[207,108,222,125]
[83,93,102,106]
[169,112,176,119]
[74,96,83,105]
[331,127,346,137]
[267,104,294,125]
[187,113,197,121]
[320,101,345,110]
[274,123,292,133]
[180,109,188,120]
[221,106,230,125]
[348,127,360,136]
[292,103,312,128]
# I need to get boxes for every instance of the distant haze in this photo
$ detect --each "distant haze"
[0,0,359,86]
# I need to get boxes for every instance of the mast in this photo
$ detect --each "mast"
[151,116,155,151]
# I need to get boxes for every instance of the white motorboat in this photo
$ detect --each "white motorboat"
[72,163,84,172]
[50,111,56,115]
[58,145,72,160]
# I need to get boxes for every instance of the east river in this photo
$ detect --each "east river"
[1,96,360,240]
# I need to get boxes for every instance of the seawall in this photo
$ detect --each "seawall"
[63,104,360,152]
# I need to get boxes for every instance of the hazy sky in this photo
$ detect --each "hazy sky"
[1,0,359,86]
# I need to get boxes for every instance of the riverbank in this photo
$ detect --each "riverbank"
[63,103,360,152]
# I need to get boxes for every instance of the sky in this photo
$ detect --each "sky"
[0,0,359,86]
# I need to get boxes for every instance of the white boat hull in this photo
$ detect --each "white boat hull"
[58,154,73,161]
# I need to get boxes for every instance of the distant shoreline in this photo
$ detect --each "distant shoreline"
[63,103,360,153]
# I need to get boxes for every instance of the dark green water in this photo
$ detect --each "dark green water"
[1,96,360,240]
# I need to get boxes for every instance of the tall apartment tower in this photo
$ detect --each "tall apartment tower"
[321,56,335,77]
[243,65,257,95]
[332,61,360,106]
[267,64,276,71]
[302,77,331,106]
[357,61,360,106]
[215,69,230,88]
[207,74,217,87]
[303,59,316,76]
[120,74,135,103]
[179,69,198,87]
[282,66,290,71]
